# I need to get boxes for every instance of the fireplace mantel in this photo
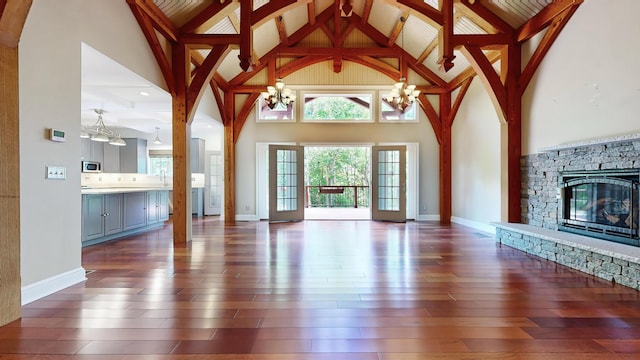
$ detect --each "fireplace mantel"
[539,133,640,152]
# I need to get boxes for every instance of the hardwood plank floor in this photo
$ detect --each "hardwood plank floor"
[2,218,640,359]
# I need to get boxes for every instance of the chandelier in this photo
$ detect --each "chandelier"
[386,16,420,112]
[80,109,126,146]
[386,78,420,112]
[262,78,296,111]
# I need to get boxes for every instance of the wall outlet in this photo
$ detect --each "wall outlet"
[245,205,250,211]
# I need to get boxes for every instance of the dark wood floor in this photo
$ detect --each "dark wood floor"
[2,218,640,359]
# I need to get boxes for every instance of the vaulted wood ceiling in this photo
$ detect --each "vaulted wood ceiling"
[125,0,582,236]
[129,0,575,97]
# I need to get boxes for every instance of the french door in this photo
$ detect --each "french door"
[269,145,304,222]
[371,145,406,222]
[204,151,222,216]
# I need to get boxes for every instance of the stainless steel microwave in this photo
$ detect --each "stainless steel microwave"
[81,161,101,173]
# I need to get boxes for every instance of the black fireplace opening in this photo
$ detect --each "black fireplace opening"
[559,169,639,247]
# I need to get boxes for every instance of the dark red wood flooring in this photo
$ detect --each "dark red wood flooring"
[1,218,640,359]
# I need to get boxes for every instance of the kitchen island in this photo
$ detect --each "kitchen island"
[81,188,170,246]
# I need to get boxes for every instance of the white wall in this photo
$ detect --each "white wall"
[524,0,640,154]
[451,79,502,226]
[235,100,441,219]
[19,0,164,295]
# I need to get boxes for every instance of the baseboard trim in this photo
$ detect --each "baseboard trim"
[416,214,440,221]
[21,267,87,306]
[451,216,496,234]
[235,214,259,221]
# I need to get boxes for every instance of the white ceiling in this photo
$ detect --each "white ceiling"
[80,43,222,149]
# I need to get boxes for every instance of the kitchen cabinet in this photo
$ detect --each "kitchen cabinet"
[82,189,170,246]
[192,188,203,217]
[80,138,104,163]
[82,193,122,242]
[147,190,169,225]
[123,191,146,231]
[120,138,147,173]
[102,144,121,173]
[191,138,205,173]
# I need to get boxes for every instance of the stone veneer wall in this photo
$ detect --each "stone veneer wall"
[521,138,640,228]
[497,136,640,290]
[496,224,640,290]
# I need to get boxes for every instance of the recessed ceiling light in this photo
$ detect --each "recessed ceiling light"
[140,91,150,96]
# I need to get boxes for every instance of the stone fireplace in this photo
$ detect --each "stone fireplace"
[493,134,640,290]
[521,135,640,238]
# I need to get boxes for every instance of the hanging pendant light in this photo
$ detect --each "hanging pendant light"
[153,127,162,145]
[386,16,420,112]
[82,109,126,145]
[261,20,296,111]
[262,78,296,110]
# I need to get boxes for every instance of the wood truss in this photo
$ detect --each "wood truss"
[125,0,583,243]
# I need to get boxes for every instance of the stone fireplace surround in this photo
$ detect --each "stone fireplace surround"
[494,134,640,290]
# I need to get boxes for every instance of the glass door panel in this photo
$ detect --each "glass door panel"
[372,145,406,222]
[269,145,304,222]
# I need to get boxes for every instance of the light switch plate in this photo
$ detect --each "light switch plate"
[46,166,66,180]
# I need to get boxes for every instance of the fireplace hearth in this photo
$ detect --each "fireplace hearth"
[559,169,639,246]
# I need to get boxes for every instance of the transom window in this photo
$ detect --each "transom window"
[302,92,373,123]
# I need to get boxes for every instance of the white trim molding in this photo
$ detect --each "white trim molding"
[235,214,259,222]
[416,214,440,221]
[21,267,87,305]
[451,216,497,235]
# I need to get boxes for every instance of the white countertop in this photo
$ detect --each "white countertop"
[81,187,172,195]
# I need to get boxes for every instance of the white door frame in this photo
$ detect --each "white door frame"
[255,141,419,220]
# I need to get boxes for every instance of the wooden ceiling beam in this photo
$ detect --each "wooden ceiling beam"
[517,0,583,43]
[387,11,410,47]
[129,0,178,42]
[127,0,175,93]
[391,0,443,27]
[519,5,582,93]
[438,0,455,72]
[451,33,512,47]
[275,15,288,46]
[252,0,312,28]
[186,45,230,120]
[447,49,500,91]
[279,47,400,57]
[361,0,373,24]
[180,34,241,47]
[461,45,507,120]
[0,0,31,48]
[179,0,237,34]
[458,0,514,35]
[238,0,252,72]
[307,1,316,26]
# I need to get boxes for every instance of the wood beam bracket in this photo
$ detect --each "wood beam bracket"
[238,0,253,72]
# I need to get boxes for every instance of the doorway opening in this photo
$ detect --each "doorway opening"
[256,143,418,221]
[304,146,371,220]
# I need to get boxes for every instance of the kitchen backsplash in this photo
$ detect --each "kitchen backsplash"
[81,173,205,188]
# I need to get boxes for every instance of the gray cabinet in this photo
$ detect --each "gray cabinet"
[191,138,205,173]
[82,193,122,241]
[102,144,121,173]
[104,194,123,235]
[82,194,105,241]
[123,192,146,230]
[158,190,169,221]
[192,188,203,217]
[81,138,104,163]
[82,190,169,246]
[120,138,147,173]
[147,190,169,225]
